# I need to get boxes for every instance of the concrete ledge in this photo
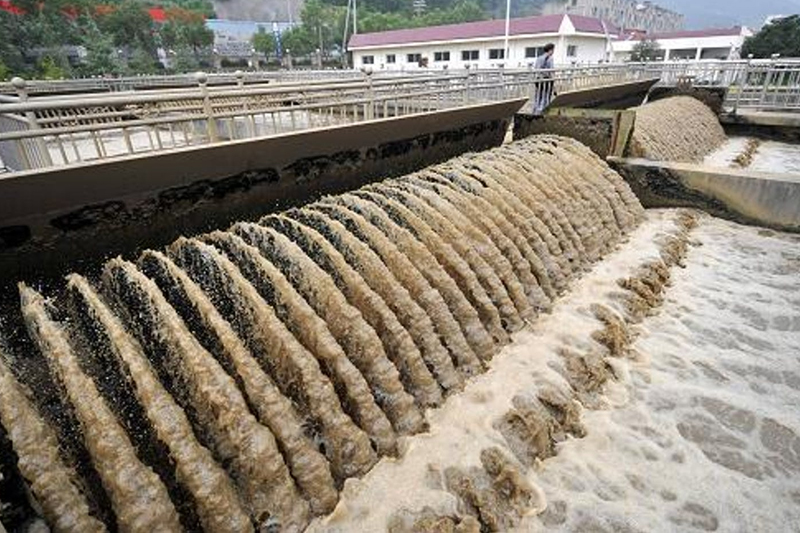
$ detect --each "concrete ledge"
[721,110,800,128]
[608,156,800,232]
[547,78,660,109]
[721,111,800,143]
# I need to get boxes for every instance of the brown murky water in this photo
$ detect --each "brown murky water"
[0,135,645,531]
[629,96,727,162]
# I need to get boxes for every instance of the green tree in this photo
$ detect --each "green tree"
[182,20,214,58]
[126,47,158,75]
[0,60,9,81]
[282,26,316,56]
[252,30,276,59]
[98,0,156,53]
[742,15,800,58]
[37,56,66,79]
[171,46,200,72]
[81,31,122,76]
[0,12,29,76]
[628,39,661,62]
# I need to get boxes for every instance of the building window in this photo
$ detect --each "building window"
[434,51,450,62]
[386,54,396,63]
[461,50,479,60]
[567,45,577,57]
[362,55,374,65]
[407,53,422,63]
[525,46,546,58]
[489,48,505,59]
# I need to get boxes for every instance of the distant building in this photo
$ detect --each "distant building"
[542,0,683,34]
[348,14,620,70]
[206,19,295,60]
[612,26,752,61]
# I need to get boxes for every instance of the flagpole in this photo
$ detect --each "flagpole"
[503,0,511,63]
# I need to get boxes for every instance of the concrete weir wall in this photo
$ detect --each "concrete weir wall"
[515,111,617,158]
[513,79,658,158]
[0,99,525,286]
[609,157,800,232]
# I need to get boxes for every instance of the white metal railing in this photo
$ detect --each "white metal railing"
[5,60,796,172]
[629,59,800,112]
[0,70,370,95]
[0,65,640,172]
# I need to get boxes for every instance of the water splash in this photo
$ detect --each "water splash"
[0,136,644,531]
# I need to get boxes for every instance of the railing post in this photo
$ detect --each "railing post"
[732,59,750,114]
[363,67,375,120]
[196,71,219,143]
[11,76,52,169]
[465,66,473,104]
[758,65,773,112]
[235,70,255,138]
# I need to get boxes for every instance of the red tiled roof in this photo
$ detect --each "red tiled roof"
[349,14,616,49]
[569,14,618,35]
[625,27,743,41]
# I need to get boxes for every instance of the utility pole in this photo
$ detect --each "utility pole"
[343,0,352,67]
[353,0,358,34]
[503,0,511,63]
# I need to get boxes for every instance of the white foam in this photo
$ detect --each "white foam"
[528,216,800,532]
[308,210,800,532]
[705,136,800,179]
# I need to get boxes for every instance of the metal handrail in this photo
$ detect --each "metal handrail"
[0,64,639,171]
[7,59,798,173]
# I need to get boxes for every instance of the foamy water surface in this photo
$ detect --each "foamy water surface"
[312,211,800,532]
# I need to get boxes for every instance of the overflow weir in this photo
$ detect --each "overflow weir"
[0,134,644,532]
[2,80,800,532]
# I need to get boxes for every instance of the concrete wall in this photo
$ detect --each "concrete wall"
[610,157,800,232]
[0,99,524,290]
[515,113,615,157]
[513,79,657,157]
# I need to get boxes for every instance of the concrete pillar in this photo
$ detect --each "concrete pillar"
[695,48,703,60]
[558,35,567,64]
[663,49,671,62]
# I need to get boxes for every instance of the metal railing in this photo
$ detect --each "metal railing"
[628,59,800,112]
[0,65,640,172]
[0,70,370,95]
[4,60,797,172]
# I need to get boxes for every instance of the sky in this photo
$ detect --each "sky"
[658,0,800,29]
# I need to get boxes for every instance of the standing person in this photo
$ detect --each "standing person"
[533,43,556,114]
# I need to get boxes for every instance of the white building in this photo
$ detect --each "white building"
[612,27,753,61]
[348,14,619,71]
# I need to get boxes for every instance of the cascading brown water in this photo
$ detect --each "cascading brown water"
[65,274,252,533]
[136,251,338,515]
[0,135,645,532]
[628,96,727,162]
[19,284,183,532]
[0,350,105,533]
